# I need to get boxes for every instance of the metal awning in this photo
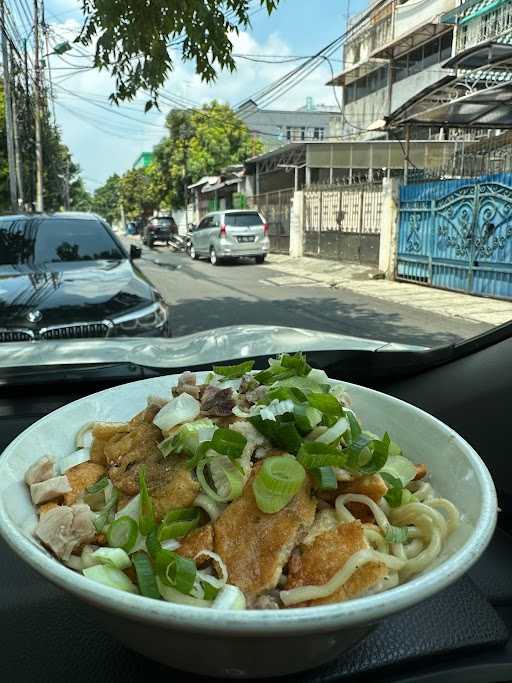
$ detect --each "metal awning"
[370,24,449,60]
[443,39,512,69]
[442,0,508,24]
[385,75,459,126]
[326,59,386,86]
[388,81,512,128]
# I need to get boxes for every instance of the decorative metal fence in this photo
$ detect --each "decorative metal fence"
[248,189,294,254]
[303,182,383,264]
[397,173,512,299]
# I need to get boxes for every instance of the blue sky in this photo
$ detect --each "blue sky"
[42,0,368,190]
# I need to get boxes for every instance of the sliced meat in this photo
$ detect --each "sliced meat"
[35,503,95,561]
[38,500,61,516]
[30,476,72,505]
[200,385,235,417]
[253,594,280,609]
[63,462,106,506]
[413,463,428,481]
[285,520,387,607]
[176,524,214,565]
[246,385,267,405]
[213,465,316,604]
[25,456,55,485]
[239,373,258,395]
[172,372,201,400]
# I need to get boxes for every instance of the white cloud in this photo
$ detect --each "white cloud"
[47,12,337,191]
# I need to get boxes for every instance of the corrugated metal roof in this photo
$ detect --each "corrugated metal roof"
[442,0,507,24]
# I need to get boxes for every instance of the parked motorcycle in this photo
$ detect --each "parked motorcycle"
[167,233,188,252]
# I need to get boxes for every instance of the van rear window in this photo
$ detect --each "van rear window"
[225,212,263,227]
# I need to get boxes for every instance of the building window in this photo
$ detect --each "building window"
[393,32,453,83]
[342,66,388,104]
[313,127,325,140]
[286,126,306,142]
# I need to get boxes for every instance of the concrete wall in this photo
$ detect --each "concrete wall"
[390,67,448,114]
[342,87,388,138]
[378,177,400,278]
[394,0,456,39]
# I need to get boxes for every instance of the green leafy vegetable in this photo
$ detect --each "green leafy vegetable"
[381,471,404,508]
[155,549,196,595]
[280,352,311,376]
[297,441,348,470]
[249,415,303,454]
[293,404,322,434]
[344,432,390,474]
[132,551,161,599]
[252,456,306,513]
[94,488,119,532]
[86,476,109,494]
[158,507,200,541]
[213,360,255,379]
[310,466,338,490]
[106,516,138,552]
[308,393,343,417]
[211,428,247,459]
[139,466,156,536]
[146,528,162,558]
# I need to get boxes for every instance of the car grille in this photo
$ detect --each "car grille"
[0,329,34,343]
[39,323,111,340]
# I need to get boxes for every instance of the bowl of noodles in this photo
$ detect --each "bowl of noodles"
[0,354,497,678]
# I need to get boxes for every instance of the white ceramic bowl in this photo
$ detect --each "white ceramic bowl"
[0,375,497,678]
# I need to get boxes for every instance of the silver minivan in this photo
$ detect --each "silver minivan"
[189,210,270,265]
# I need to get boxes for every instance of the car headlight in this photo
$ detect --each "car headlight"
[111,302,168,334]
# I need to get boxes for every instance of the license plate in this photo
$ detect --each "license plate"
[237,236,255,243]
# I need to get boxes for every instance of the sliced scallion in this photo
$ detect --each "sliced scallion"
[293,404,322,434]
[310,466,338,490]
[297,441,347,470]
[145,528,162,558]
[381,471,403,508]
[94,488,119,532]
[196,455,245,503]
[86,476,109,494]
[314,416,350,445]
[211,428,247,459]
[158,507,200,541]
[307,393,343,417]
[252,455,305,514]
[91,547,131,570]
[384,525,409,544]
[212,584,246,610]
[139,466,156,536]
[155,549,196,595]
[212,360,255,378]
[132,551,161,599]
[106,516,138,552]
[83,565,137,593]
[249,415,302,454]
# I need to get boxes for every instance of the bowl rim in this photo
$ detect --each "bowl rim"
[0,375,497,636]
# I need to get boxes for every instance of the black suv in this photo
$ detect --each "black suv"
[142,216,178,248]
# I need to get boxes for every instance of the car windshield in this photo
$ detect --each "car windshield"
[0,218,124,267]
[0,0,509,357]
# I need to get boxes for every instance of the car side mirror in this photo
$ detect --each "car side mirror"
[130,244,142,260]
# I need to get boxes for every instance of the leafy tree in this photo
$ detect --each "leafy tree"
[90,173,122,224]
[78,0,280,104]
[0,82,9,209]
[151,102,262,208]
[119,168,160,219]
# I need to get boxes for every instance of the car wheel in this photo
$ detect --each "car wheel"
[148,236,154,249]
[210,247,220,266]
[190,245,198,260]
[255,255,266,264]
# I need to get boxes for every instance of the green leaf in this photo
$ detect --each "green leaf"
[310,466,338,490]
[296,441,347,470]
[381,471,403,508]
[213,360,255,379]
[308,393,343,416]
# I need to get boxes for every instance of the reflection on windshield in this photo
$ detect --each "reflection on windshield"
[0,218,124,267]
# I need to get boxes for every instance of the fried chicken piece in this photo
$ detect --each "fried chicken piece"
[89,406,160,466]
[213,465,316,604]
[176,524,214,566]
[285,520,387,607]
[413,463,428,481]
[151,459,201,521]
[337,474,388,523]
[302,508,338,546]
[63,462,106,506]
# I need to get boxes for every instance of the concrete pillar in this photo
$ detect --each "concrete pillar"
[378,177,400,279]
[289,190,304,258]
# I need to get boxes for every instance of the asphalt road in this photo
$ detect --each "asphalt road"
[132,242,491,348]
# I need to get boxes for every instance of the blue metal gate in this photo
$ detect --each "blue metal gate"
[397,173,512,299]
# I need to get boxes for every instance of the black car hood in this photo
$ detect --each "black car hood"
[0,260,155,328]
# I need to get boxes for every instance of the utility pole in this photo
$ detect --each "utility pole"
[10,48,24,207]
[1,0,18,211]
[33,0,44,211]
[24,39,33,210]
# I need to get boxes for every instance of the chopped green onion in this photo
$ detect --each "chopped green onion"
[315,416,350,445]
[293,404,322,434]
[252,456,306,513]
[212,360,255,378]
[155,549,196,595]
[185,440,212,469]
[211,428,247,459]
[307,368,329,384]
[132,551,161,599]
[83,488,108,512]
[308,393,343,417]
[280,352,311,376]
[400,489,417,506]
[278,375,329,395]
[384,525,409,544]
[266,386,306,404]
[94,488,119,532]
[158,507,200,541]
[254,366,296,385]
[139,466,156,536]
[344,432,390,474]
[196,455,245,503]
[202,581,221,601]
[158,419,216,458]
[156,578,212,607]
[86,476,109,494]
[106,516,138,552]
[146,528,162,557]
[91,547,131,570]
[310,466,338,490]
[297,441,347,470]
[381,471,403,508]
[381,455,417,487]
[345,409,362,442]
[153,392,201,432]
[83,565,137,593]
[212,584,247,610]
[249,415,303,454]
[322,413,339,428]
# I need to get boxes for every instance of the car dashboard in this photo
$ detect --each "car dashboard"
[1,334,511,683]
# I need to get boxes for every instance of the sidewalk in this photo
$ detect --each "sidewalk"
[263,254,512,327]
